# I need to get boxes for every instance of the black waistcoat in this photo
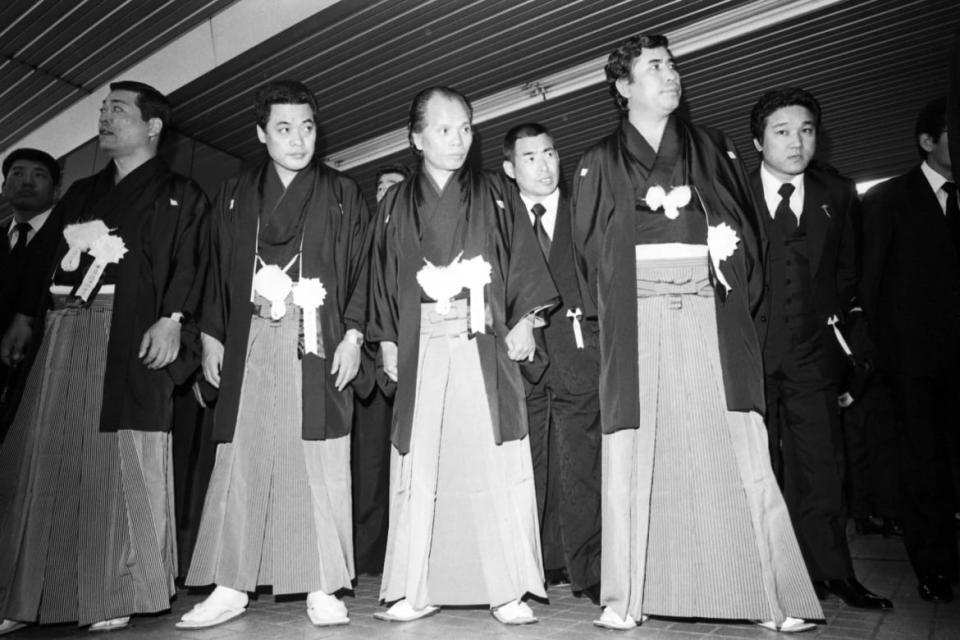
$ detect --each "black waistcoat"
[764,211,818,364]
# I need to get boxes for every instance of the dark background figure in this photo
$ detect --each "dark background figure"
[0,148,60,441]
[502,123,602,602]
[750,87,892,609]
[351,163,409,577]
[859,96,959,604]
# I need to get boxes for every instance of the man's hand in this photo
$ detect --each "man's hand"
[139,317,181,370]
[330,329,362,391]
[201,332,224,388]
[505,315,536,362]
[0,313,34,367]
[381,340,398,382]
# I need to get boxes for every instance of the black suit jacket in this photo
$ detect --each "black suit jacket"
[752,165,859,379]
[521,193,600,395]
[860,165,960,377]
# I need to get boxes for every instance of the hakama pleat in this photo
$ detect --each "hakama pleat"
[380,301,545,608]
[602,255,821,624]
[186,299,353,595]
[0,297,176,626]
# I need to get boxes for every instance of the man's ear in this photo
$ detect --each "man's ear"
[502,159,516,180]
[752,138,763,153]
[918,132,936,154]
[615,76,631,101]
[148,117,163,139]
[257,125,267,144]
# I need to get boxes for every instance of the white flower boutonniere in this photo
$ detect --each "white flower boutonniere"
[61,220,111,272]
[73,231,128,302]
[253,265,294,320]
[292,278,327,355]
[707,222,740,294]
[644,185,691,220]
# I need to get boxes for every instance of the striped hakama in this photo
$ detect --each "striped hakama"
[602,250,822,624]
[186,297,353,595]
[0,295,176,626]
[380,300,545,609]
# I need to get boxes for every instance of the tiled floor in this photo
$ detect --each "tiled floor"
[8,530,960,639]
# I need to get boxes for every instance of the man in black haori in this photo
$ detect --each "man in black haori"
[502,123,602,602]
[178,80,370,629]
[368,87,557,625]
[0,81,208,635]
[572,35,821,632]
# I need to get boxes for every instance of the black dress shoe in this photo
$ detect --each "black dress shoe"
[881,518,903,538]
[854,516,885,536]
[918,575,954,603]
[578,583,601,606]
[825,578,893,609]
[545,568,571,588]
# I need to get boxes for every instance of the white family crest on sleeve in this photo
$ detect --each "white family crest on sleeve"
[580,168,589,177]
[170,198,179,206]
[644,185,691,220]
[292,277,327,355]
[253,264,294,320]
[707,222,740,293]
[61,220,111,272]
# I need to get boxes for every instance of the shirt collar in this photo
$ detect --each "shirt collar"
[8,208,52,236]
[759,163,804,216]
[519,187,560,216]
[920,160,949,195]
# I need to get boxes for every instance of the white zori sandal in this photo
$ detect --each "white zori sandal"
[176,585,248,629]
[593,606,649,630]
[306,590,349,626]
[490,600,537,625]
[373,599,440,622]
[756,617,817,633]
[89,616,130,632]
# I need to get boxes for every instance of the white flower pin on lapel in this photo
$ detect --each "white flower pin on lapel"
[821,204,831,218]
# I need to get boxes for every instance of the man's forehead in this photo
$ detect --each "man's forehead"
[7,159,51,174]
[515,134,555,154]
[768,105,816,125]
[634,47,673,65]
[103,90,137,106]
[267,103,315,123]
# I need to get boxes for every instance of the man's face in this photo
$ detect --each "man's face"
[616,47,681,118]
[411,95,473,176]
[98,90,159,157]
[257,103,316,184]
[2,159,58,216]
[376,172,405,203]
[502,133,560,199]
[753,105,817,181]
[920,128,952,179]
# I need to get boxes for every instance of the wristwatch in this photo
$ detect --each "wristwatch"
[345,329,364,346]
[168,312,185,324]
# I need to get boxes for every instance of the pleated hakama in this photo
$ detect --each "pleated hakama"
[602,254,822,624]
[0,296,176,626]
[186,298,353,595]
[380,300,545,609]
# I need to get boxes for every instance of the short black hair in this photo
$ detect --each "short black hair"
[254,80,319,130]
[407,86,473,158]
[2,148,61,185]
[750,87,822,142]
[915,96,947,159]
[109,80,172,142]
[502,123,552,163]
[605,34,672,112]
[376,164,410,181]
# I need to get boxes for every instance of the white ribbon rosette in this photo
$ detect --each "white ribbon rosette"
[417,254,493,333]
[644,185,691,220]
[566,307,584,349]
[74,232,128,302]
[456,256,492,333]
[60,220,111,272]
[706,222,740,294]
[253,264,293,320]
[292,277,327,355]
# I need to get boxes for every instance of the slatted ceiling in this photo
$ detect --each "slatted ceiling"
[0,0,234,152]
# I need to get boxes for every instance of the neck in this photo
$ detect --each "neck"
[12,209,41,224]
[273,162,300,188]
[627,110,669,151]
[762,160,802,184]
[926,158,953,181]
[111,149,155,182]
[425,165,455,191]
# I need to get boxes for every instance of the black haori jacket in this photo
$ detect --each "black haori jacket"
[571,117,766,435]
[200,160,371,443]
[367,165,558,454]
[17,158,210,432]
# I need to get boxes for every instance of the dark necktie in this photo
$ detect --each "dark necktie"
[943,181,959,250]
[531,203,551,257]
[774,182,797,235]
[11,222,31,254]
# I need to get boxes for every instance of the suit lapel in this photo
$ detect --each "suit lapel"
[906,165,948,227]
[801,172,829,276]
[749,170,771,263]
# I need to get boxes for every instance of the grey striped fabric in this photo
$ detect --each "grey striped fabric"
[186,298,353,595]
[379,300,545,609]
[601,256,822,624]
[0,297,176,626]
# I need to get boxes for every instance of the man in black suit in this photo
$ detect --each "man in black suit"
[860,96,959,603]
[750,88,892,609]
[502,123,601,602]
[0,148,60,439]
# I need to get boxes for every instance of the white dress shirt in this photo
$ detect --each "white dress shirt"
[759,163,805,224]
[7,209,51,250]
[920,160,952,214]
[519,188,560,240]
